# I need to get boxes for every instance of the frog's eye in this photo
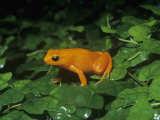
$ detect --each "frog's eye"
[52,56,59,61]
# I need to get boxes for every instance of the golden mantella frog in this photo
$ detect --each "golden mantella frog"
[44,48,113,86]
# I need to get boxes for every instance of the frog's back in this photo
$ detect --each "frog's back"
[63,48,99,73]
[56,48,91,54]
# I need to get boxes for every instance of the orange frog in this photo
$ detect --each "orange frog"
[44,48,113,86]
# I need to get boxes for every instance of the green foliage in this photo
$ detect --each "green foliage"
[0,0,160,119]
[101,26,116,34]
[0,88,24,111]
[128,25,150,41]
[127,96,154,120]
[0,72,12,90]
[138,60,160,82]
[50,85,104,109]
[0,111,35,120]
[18,95,58,114]
[149,78,160,101]
[140,5,160,16]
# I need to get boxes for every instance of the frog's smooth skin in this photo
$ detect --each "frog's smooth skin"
[44,48,113,86]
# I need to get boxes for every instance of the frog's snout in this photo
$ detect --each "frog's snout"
[44,49,55,65]
[44,54,52,65]
[44,55,49,64]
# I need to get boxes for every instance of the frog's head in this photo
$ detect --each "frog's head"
[44,49,67,67]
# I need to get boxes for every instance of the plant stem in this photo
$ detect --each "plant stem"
[107,15,111,28]
[2,104,21,114]
[119,38,138,45]
[128,72,148,87]
[47,66,53,73]
[27,50,45,57]
[127,51,142,61]
[151,102,160,107]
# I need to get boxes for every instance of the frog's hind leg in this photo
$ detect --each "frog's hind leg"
[93,52,113,84]
[96,68,108,84]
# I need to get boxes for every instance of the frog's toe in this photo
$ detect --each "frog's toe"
[51,78,62,87]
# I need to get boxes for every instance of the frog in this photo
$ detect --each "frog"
[44,48,113,86]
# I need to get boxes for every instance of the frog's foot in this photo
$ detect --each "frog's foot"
[96,78,104,85]
[51,78,62,87]
[96,70,108,84]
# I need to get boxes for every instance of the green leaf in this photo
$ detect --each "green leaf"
[20,21,33,30]
[122,16,144,25]
[0,57,7,69]
[55,105,76,114]
[0,88,24,103]
[49,111,80,120]
[0,45,8,57]
[116,23,132,38]
[140,5,160,16]
[14,76,57,96]
[113,47,137,65]
[110,64,127,80]
[127,96,154,120]
[87,94,104,109]
[0,15,16,22]
[53,27,68,38]
[126,51,149,67]
[16,60,50,79]
[100,108,129,120]
[18,95,58,114]
[96,14,114,26]
[140,38,160,54]
[143,19,157,27]
[138,60,160,81]
[0,111,35,120]
[5,36,15,45]
[119,87,150,101]
[42,96,59,111]
[128,25,150,41]
[101,26,116,33]
[105,39,113,50]
[22,35,43,50]
[13,80,32,94]
[152,108,160,120]
[0,72,12,81]
[49,105,79,120]
[13,80,31,89]
[0,28,17,35]
[39,22,53,32]
[149,78,160,101]
[0,88,24,111]
[50,85,104,109]
[111,98,134,110]
[74,107,91,119]
[90,80,133,97]
[16,60,48,74]
[0,72,12,90]
[112,47,147,69]
[68,26,84,32]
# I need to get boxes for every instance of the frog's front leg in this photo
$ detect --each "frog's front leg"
[68,65,87,86]
[93,52,113,84]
